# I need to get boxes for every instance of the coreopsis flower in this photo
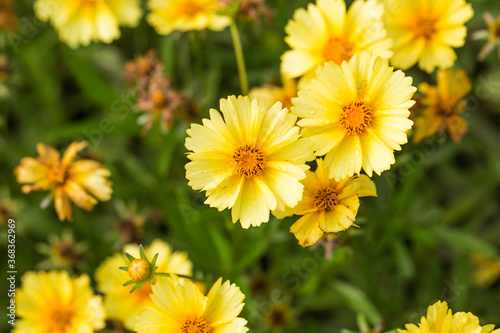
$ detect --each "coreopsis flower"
[397,301,500,333]
[264,303,292,330]
[281,0,392,80]
[274,159,376,247]
[125,50,190,134]
[33,0,142,48]
[382,0,473,73]
[14,141,112,221]
[0,0,17,33]
[471,253,500,289]
[472,13,500,61]
[14,271,105,333]
[249,75,297,109]
[36,229,87,269]
[147,0,231,35]
[413,68,471,143]
[95,239,192,331]
[185,95,314,228]
[292,51,415,181]
[135,275,248,333]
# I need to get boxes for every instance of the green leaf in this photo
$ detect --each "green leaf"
[331,281,383,326]
[62,48,119,110]
[432,226,498,258]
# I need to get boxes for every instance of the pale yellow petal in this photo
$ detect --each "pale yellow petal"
[290,213,324,247]
[205,278,245,324]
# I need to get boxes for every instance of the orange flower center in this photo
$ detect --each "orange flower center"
[314,187,338,212]
[78,0,98,9]
[322,37,354,64]
[233,144,265,179]
[181,317,212,333]
[176,0,211,18]
[410,14,438,40]
[339,101,373,135]
[133,279,153,301]
[47,307,74,332]
[48,163,69,186]
[152,90,166,107]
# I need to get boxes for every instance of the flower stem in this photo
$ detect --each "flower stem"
[230,21,248,95]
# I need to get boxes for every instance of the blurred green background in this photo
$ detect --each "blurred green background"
[1,0,500,332]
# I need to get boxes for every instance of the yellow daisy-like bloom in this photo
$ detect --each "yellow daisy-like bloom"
[34,0,142,48]
[413,68,471,143]
[382,0,473,73]
[95,239,192,331]
[292,51,415,181]
[185,95,314,228]
[274,159,376,247]
[249,75,298,110]
[398,301,500,333]
[14,270,105,333]
[281,0,392,80]
[147,0,231,35]
[14,141,112,221]
[135,275,248,333]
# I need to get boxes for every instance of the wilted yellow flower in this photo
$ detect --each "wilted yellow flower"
[281,0,392,79]
[413,68,471,143]
[472,13,500,61]
[36,229,87,269]
[397,301,500,333]
[274,159,376,247]
[292,52,415,181]
[95,239,192,331]
[249,75,297,109]
[382,0,473,73]
[185,95,314,228]
[14,270,105,333]
[34,0,142,48]
[135,275,248,333]
[147,0,231,35]
[471,253,500,289]
[14,142,112,221]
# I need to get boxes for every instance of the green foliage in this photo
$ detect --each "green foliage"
[1,0,500,332]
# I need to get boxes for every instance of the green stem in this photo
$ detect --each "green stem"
[229,21,248,95]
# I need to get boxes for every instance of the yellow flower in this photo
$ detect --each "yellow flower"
[382,0,473,73]
[14,270,105,333]
[281,0,392,79]
[249,75,297,110]
[135,275,248,333]
[472,13,500,61]
[34,0,142,48]
[292,51,415,181]
[185,95,314,228]
[397,301,500,333]
[471,253,500,289]
[274,159,376,247]
[14,141,112,221]
[147,0,231,35]
[95,239,193,331]
[413,68,471,143]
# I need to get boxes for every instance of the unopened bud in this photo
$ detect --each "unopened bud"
[128,259,151,282]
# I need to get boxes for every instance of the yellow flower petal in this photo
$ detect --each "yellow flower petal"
[290,213,324,248]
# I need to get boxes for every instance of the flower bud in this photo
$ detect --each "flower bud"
[128,258,151,282]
